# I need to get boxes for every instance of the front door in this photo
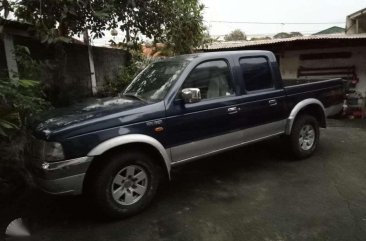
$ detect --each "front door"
[165,59,241,163]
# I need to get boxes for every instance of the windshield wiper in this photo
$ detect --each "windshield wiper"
[123,93,146,102]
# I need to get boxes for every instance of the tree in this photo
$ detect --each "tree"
[0,46,49,137]
[250,36,272,41]
[289,32,303,37]
[273,32,290,39]
[159,0,207,54]
[0,0,206,54]
[274,31,303,39]
[0,0,11,18]
[224,29,247,41]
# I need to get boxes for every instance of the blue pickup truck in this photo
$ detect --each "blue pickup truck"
[28,51,344,217]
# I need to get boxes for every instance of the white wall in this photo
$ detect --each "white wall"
[279,46,366,96]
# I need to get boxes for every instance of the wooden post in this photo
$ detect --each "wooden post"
[3,33,19,81]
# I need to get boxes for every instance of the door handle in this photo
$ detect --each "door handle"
[228,107,239,114]
[269,99,277,106]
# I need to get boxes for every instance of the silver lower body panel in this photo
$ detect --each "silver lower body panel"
[171,120,286,165]
[34,173,86,195]
[325,103,343,117]
[28,157,92,195]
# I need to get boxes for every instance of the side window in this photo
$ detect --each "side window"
[239,57,273,92]
[182,60,235,100]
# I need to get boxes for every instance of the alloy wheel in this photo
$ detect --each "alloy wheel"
[111,165,148,206]
[299,124,315,151]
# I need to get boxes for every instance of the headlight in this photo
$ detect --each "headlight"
[42,142,65,162]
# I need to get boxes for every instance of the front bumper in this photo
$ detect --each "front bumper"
[28,156,93,195]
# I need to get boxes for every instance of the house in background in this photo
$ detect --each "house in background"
[313,26,345,35]
[205,34,366,94]
[346,8,366,34]
[203,8,366,118]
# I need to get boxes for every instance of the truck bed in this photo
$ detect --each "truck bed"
[283,78,345,117]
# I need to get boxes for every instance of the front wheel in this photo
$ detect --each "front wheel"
[289,114,320,159]
[90,151,161,218]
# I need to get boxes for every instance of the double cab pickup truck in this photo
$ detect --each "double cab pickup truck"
[29,51,344,218]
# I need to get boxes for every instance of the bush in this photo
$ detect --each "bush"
[0,46,49,138]
[0,46,50,169]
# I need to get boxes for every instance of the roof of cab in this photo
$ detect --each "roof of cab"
[158,50,274,62]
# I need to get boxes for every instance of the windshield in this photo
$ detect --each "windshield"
[123,60,189,102]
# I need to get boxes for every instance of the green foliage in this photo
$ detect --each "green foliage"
[224,29,247,41]
[3,0,206,54]
[104,52,154,96]
[0,46,49,138]
[250,36,272,41]
[13,0,113,42]
[159,0,207,54]
[199,31,217,49]
[0,78,49,137]
[15,45,41,80]
[289,32,303,37]
[0,0,12,19]
[274,32,303,39]
[0,112,18,137]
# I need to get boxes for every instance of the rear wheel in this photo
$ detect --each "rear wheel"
[289,114,320,159]
[89,151,161,218]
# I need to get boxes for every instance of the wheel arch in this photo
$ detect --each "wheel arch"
[84,135,171,187]
[285,98,326,135]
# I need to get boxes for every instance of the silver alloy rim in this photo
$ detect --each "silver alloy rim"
[111,165,148,206]
[299,124,315,151]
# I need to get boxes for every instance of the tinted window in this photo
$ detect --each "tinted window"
[239,57,273,91]
[182,60,234,100]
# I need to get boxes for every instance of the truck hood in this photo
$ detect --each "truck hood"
[34,96,146,137]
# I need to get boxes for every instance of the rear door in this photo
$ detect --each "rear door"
[234,55,288,141]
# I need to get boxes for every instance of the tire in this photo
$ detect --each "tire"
[289,114,320,159]
[90,151,161,218]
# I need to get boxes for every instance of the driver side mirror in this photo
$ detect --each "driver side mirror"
[181,88,201,104]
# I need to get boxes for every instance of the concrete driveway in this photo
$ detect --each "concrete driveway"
[1,121,366,241]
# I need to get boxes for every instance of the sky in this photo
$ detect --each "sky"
[201,0,366,38]
[2,0,365,45]
[90,0,366,45]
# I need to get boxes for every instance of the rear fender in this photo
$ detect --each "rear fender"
[285,98,326,135]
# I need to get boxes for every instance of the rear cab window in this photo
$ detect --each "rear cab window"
[239,57,274,92]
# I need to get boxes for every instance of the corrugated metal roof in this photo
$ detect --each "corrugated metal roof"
[205,34,366,50]
[347,7,366,19]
